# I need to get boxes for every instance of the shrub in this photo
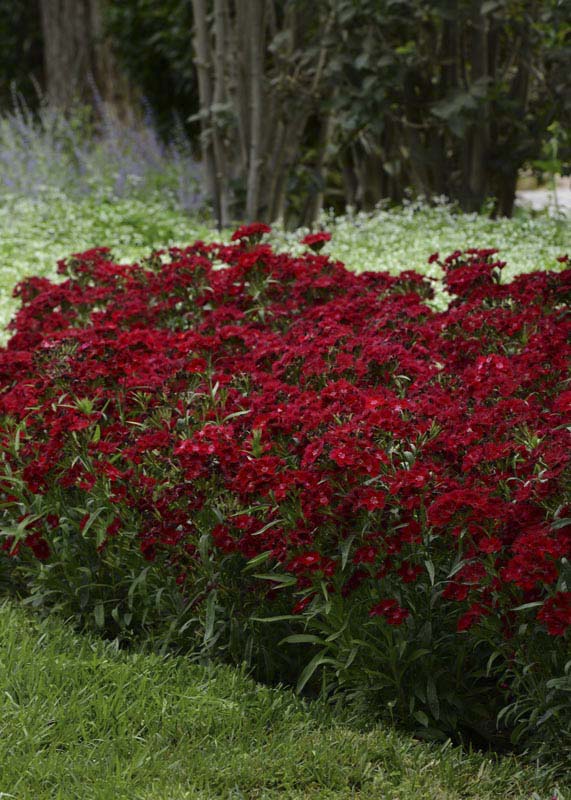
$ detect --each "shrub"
[0,230,569,765]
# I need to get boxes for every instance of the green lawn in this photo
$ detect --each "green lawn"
[0,601,565,800]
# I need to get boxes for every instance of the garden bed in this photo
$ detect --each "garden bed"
[1,225,569,767]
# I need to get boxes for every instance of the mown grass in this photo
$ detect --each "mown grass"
[0,601,566,800]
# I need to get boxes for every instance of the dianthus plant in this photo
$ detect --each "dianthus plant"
[0,228,569,755]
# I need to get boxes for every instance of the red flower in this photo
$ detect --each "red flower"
[301,231,332,252]
[442,582,470,601]
[457,603,488,632]
[287,552,322,572]
[397,562,423,583]
[231,223,271,242]
[537,592,571,636]
[352,545,378,564]
[292,593,315,614]
[369,598,409,625]
[25,533,50,561]
[477,536,502,554]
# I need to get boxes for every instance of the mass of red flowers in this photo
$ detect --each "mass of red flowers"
[0,229,569,649]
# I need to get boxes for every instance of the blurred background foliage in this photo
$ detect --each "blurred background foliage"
[0,0,569,226]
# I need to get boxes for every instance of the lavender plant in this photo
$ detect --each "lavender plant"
[0,93,203,211]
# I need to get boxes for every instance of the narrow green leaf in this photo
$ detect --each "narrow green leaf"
[340,534,355,570]
[80,508,105,538]
[253,573,297,587]
[198,532,211,562]
[414,710,430,727]
[279,634,325,646]
[425,559,435,586]
[297,652,339,694]
[243,551,272,571]
[427,677,440,721]
[513,601,543,612]
[204,591,217,643]
[94,603,105,629]
[408,648,431,663]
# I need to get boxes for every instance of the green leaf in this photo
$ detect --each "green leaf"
[198,532,211,562]
[127,567,150,607]
[94,603,105,629]
[513,601,543,612]
[279,634,325,646]
[296,652,339,694]
[203,591,217,643]
[425,559,435,586]
[243,551,272,571]
[408,648,431,663]
[80,508,106,539]
[253,573,297,587]
[427,677,440,720]
[251,519,283,536]
[340,534,355,570]
[486,650,503,676]
[414,710,430,727]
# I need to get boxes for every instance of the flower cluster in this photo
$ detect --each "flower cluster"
[0,236,569,651]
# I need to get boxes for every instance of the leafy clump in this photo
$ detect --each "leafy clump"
[0,228,569,765]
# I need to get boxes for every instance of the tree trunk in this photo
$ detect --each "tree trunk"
[213,0,231,226]
[190,0,332,225]
[191,0,222,227]
[245,0,264,220]
[465,0,490,211]
[301,112,333,226]
[39,0,136,120]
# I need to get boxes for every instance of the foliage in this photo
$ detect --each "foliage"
[325,0,571,215]
[0,0,43,107]
[1,230,569,766]
[3,601,563,800]
[104,0,197,138]
[180,0,571,220]
[2,1,569,219]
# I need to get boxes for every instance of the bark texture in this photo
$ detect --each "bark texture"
[191,0,333,226]
[39,0,137,120]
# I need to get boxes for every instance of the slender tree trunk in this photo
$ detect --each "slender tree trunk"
[493,26,530,217]
[190,0,332,225]
[191,0,222,227]
[39,0,136,120]
[466,0,490,211]
[213,0,230,226]
[40,0,91,109]
[494,170,518,217]
[245,0,264,220]
[301,112,333,226]
[341,151,359,209]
